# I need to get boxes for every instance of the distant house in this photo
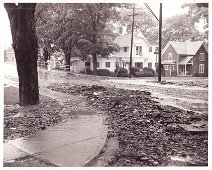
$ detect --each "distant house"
[70,56,89,73]
[70,31,158,73]
[4,47,16,63]
[89,31,158,72]
[162,41,208,77]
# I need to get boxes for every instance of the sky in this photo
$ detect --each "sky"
[0,0,207,49]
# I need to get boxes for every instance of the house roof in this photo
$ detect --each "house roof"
[178,56,193,65]
[115,32,150,48]
[162,41,207,56]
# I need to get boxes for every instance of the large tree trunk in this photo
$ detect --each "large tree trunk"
[5,3,39,106]
[43,46,49,62]
[92,53,97,75]
[64,51,71,71]
[92,31,98,75]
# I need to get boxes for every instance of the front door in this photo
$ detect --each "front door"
[186,64,192,75]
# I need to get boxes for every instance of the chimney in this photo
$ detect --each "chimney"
[191,36,195,42]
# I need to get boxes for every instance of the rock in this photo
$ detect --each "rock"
[139,157,149,161]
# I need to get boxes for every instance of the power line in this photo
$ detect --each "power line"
[144,3,159,21]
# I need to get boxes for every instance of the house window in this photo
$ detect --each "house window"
[85,62,90,67]
[199,64,204,73]
[136,46,142,56]
[124,47,128,52]
[135,62,143,69]
[164,65,169,70]
[148,62,152,68]
[105,62,110,68]
[97,62,99,68]
[199,53,205,61]
[168,53,172,60]
[149,47,152,52]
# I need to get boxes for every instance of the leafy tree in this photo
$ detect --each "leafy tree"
[116,6,158,43]
[4,3,39,106]
[162,14,206,48]
[36,3,120,73]
[182,3,208,23]
[68,3,120,75]
[182,3,208,42]
[36,3,56,62]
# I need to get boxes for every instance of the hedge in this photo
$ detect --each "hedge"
[134,70,154,77]
[97,69,111,76]
[143,67,155,76]
[114,67,129,77]
[79,68,93,75]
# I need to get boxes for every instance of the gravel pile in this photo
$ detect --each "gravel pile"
[4,95,65,141]
[48,83,208,166]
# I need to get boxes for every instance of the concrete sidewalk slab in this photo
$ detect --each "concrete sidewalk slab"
[4,86,19,105]
[4,113,107,166]
[35,134,106,167]
[4,143,28,161]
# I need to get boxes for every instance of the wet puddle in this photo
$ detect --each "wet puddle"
[170,155,192,162]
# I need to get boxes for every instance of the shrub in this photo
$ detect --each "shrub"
[133,71,143,77]
[114,67,128,77]
[193,73,200,77]
[115,67,128,74]
[110,71,116,77]
[79,68,93,75]
[118,72,129,77]
[131,66,140,76]
[134,70,154,77]
[143,67,155,76]
[171,70,177,76]
[97,69,111,76]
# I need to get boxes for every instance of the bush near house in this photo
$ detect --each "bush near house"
[143,67,155,76]
[131,66,141,76]
[110,71,116,77]
[134,70,154,77]
[97,69,111,76]
[114,67,129,77]
[171,70,177,76]
[79,68,93,75]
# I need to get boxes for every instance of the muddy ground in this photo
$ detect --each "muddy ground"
[4,69,208,166]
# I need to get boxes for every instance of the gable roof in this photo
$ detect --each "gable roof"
[162,41,207,56]
[115,31,150,47]
[178,56,193,65]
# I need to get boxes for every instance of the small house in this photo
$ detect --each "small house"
[162,41,208,77]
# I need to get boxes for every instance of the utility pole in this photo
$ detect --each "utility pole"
[129,6,135,78]
[158,3,162,82]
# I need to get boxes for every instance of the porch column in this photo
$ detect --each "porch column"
[185,64,187,76]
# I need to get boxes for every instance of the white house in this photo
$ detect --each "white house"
[4,47,16,63]
[70,31,158,73]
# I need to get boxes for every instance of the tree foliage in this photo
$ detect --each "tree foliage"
[116,5,158,43]
[36,3,120,72]
[182,3,208,23]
